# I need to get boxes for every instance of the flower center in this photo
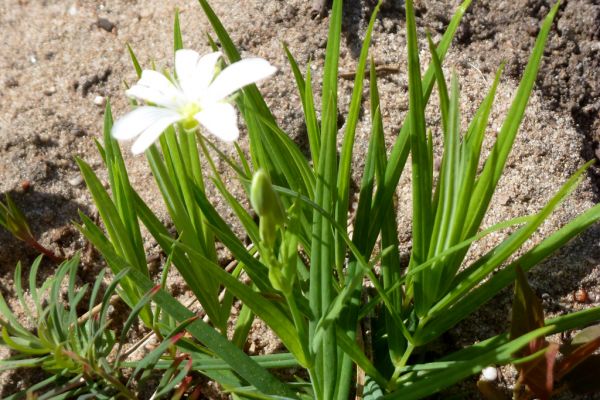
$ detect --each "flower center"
[180,102,201,130]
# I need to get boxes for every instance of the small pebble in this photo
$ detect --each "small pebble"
[93,95,105,106]
[20,180,31,192]
[68,4,77,15]
[96,18,115,32]
[574,288,589,303]
[43,87,56,96]
[55,159,70,168]
[68,175,84,187]
[481,366,498,382]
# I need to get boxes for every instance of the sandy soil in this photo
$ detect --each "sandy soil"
[0,0,599,397]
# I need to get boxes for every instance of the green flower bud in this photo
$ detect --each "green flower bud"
[250,169,285,226]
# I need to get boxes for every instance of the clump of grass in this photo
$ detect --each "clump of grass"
[2,0,600,398]
[0,256,205,399]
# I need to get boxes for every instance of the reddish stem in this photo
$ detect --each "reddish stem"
[25,238,65,263]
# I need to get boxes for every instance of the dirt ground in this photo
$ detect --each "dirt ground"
[0,0,599,398]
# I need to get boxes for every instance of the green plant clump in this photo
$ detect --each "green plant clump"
[2,0,600,399]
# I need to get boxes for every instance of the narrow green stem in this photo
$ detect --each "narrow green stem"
[285,285,321,399]
[390,342,415,384]
[284,291,312,369]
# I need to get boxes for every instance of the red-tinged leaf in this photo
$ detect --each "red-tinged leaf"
[510,267,558,399]
[510,266,546,355]
[555,335,600,381]
[516,342,559,400]
[563,355,600,394]
[82,362,92,376]
[477,380,508,400]
[150,284,162,295]
[189,385,202,400]
[173,375,193,400]
[170,355,186,370]
[170,332,185,345]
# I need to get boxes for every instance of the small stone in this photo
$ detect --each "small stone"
[93,95,105,106]
[4,77,18,88]
[20,180,31,192]
[32,134,51,146]
[481,366,498,382]
[68,4,77,15]
[96,18,115,32]
[55,159,70,168]
[68,175,84,187]
[526,23,538,37]
[29,54,37,64]
[574,288,590,303]
[43,87,56,96]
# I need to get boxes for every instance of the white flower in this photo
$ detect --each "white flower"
[112,49,277,154]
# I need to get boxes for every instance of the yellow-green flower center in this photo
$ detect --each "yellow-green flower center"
[180,102,201,130]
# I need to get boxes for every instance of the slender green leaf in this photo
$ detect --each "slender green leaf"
[366,0,472,260]
[283,45,320,167]
[463,1,560,239]
[127,44,143,78]
[173,9,183,52]
[170,238,308,368]
[124,266,297,398]
[420,193,600,344]
[335,1,382,269]
[405,0,434,316]
[386,326,554,399]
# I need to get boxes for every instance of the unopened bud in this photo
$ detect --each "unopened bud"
[250,169,285,226]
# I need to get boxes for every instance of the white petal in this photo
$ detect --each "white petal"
[203,58,277,104]
[130,112,182,155]
[126,70,184,109]
[112,106,180,140]
[176,50,222,99]
[195,102,239,142]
